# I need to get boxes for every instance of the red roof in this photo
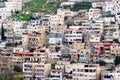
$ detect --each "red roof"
[35,48,45,51]
[76,30,82,33]
[14,52,34,56]
[111,43,119,46]
[66,28,72,32]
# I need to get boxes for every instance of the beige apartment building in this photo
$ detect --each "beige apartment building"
[72,63,101,80]
[22,28,46,49]
[50,25,67,33]
[72,43,85,49]
[49,14,64,26]
[5,0,22,12]
[110,44,120,56]
[12,47,48,68]
[23,62,51,79]
[65,63,101,80]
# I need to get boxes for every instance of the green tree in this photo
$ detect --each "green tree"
[51,63,56,69]
[14,42,18,47]
[96,60,106,66]
[14,66,22,72]
[19,41,22,45]
[71,2,92,11]
[113,38,119,43]
[64,16,68,21]
[99,60,106,66]
[114,56,120,66]
[6,43,13,47]
[1,23,5,41]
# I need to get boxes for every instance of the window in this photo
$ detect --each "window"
[73,69,75,71]
[85,69,88,72]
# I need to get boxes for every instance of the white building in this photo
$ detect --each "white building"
[57,8,77,17]
[110,44,120,56]
[89,34,100,43]
[92,2,104,8]
[5,0,22,12]
[64,28,83,45]
[49,14,64,26]
[113,30,119,39]
[48,51,62,62]
[23,62,51,79]
[72,63,101,80]
[68,0,100,2]
[0,42,6,49]
[102,66,120,80]
[13,21,27,36]
[49,32,63,45]
[88,8,101,20]
[0,0,22,20]
[112,0,120,14]
[115,12,120,24]
[50,61,65,80]
[91,20,104,34]
[13,47,24,52]
[61,2,75,7]
[103,1,114,12]
[103,17,115,25]
[0,7,12,20]
[34,48,47,63]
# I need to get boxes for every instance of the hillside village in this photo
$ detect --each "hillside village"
[0,0,120,80]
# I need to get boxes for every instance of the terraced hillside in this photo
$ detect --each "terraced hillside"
[24,0,67,14]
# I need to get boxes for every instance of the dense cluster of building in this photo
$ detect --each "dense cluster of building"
[0,0,120,80]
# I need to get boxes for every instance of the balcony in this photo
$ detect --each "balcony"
[51,75,60,78]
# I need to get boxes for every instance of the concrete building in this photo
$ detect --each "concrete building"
[41,15,50,31]
[12,52,34,68]
[72,63,101,80]
[112,0,120,14]
[13,47,24,52]
[23,62,51,79]
[88,8,101,20]
[48,51,62,62]
[60,2,75,7]
[50,25,67,33]
[68,0,102,2]
[103,1,114,12]
[92,2,104,8]
[27,30,46,48]
[103,17,115,25]
[50,62,65,80]
[72,43,85,49]
[34,48,48,63]
[0,7,12,20]
[49,32,63,46]
[5,0,22,12]
[101,66,120,80]
[0,56,14,77]
[49,14,64,26]
[57,8,77,17]
[64,28,83,45]
[115,12,120,24]
[78,49,91,63]
[0,0,22,20]
[110,43,120,56]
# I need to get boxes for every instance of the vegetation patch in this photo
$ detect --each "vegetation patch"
[24,0,67,14]
[51,63,56,69]
[0,78,4,80]
[13,12,32,21]
[70,2,92,11]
